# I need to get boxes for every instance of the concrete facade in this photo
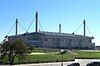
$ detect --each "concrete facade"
[8,31,95,50]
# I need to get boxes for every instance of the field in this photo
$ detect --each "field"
[14,49,100,64]
[75,50,100,59]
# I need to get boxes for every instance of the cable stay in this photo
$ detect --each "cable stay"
[38,19,43,31]
[5,23,15,38]
[72,23,83,34]
[5,19,28,38]
[23,13,36,37]
[26,12,42,33]
[26,16,35,33]
[18,22,27,32]
[72,19,94,38]
[4,12,41,41]
[86,24,94,39]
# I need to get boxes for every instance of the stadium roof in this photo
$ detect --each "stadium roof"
[9,31,92,38]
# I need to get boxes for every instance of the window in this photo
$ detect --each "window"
[78,39,82,47]
[43,38,48,41]
[67,39,72,47]
[57,38,60,41]
[89,40,92,43]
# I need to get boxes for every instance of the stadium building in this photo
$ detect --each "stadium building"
[7,12,95,50]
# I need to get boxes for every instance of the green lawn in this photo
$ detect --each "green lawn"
[75,50,100,59]
[2,50,100,64]
[15,53,76,64]
[23,50,100,63]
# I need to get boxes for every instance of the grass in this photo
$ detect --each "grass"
[75,50,100,59]
[27,53,75,62]
[2,49,100,64]
[15,53,76,64]
[31,47,60,53]
[22,50,100,64]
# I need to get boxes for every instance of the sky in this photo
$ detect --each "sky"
[0,0,100,45]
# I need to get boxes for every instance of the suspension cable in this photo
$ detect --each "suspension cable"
[86,24,93,36]
[19,22,27,32]
[26,17,35,32]
[72,23,83,34]
[5,23,15,38]
[38,19,43,31]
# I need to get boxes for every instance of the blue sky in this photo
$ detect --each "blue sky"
[0,0,100,45]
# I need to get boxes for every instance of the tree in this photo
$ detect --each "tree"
[28,45,34,53]
[0,39,28,65]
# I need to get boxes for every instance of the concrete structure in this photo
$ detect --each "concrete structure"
[7,12,95,50]
[8,31,95,50]
[95,46,100,50]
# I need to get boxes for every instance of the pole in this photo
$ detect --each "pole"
[83,19,86,36]
[61,50,64,66]
[59,23,61,33]
[15,18,18,35]
[36,11,38,32]
[61,54,63,66]
[35,11,38,41]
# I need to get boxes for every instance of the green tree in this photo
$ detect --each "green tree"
[28,45,34,53]
[0,39,28,65]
